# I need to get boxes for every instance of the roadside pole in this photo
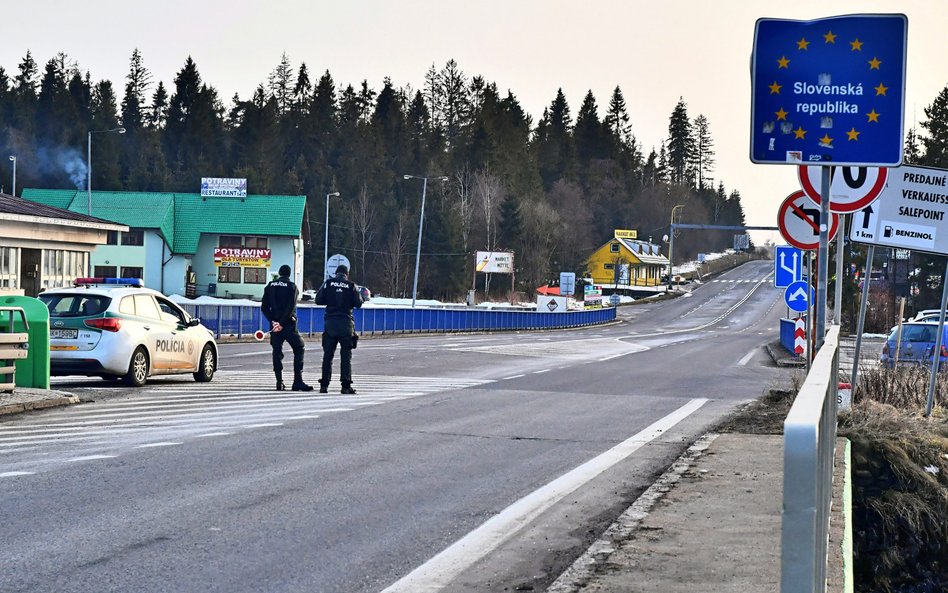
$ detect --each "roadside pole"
[835,216,845,325]
[851,245,875,396]
[925,261,948,416]
[815,167,830,348]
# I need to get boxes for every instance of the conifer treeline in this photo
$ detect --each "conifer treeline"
[0,50,750,298]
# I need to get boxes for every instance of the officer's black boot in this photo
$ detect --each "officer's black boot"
[275,372,285,391]
[292,374,314,392]
[318,381,328,394]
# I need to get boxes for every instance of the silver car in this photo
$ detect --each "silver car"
[40,279,218,386]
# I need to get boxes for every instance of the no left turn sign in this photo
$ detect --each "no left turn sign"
[798,165,888,214]
[778,190,840,251]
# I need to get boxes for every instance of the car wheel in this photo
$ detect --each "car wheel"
[124,347,149,387]
[193,344,216,382]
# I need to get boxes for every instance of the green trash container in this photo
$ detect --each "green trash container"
[0,296,50,389]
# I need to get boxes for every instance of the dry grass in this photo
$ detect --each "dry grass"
[838,366,948,592]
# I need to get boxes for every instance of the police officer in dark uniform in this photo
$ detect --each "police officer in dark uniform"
[315,264,363,394]
[261,264,313,391]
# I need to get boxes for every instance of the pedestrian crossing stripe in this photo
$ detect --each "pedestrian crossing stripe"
[1,372,492,474]
[450,338,647,360]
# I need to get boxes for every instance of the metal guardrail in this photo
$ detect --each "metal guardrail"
[781,324,840,593]
[175,304,618,339]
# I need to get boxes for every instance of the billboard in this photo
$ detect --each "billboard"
[214,248,271,268]
[201,177,248,198]
[475,251,514,274]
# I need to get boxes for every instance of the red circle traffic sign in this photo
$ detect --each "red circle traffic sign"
[778,190,840,250]
[798,165,887,214]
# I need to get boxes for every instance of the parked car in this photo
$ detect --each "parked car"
[912,309,944,322]
[39,278,218,386]
[880,321,948,368]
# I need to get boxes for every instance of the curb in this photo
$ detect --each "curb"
[546,433,720,593]
[765,342,806,367]
[0,394,80,416]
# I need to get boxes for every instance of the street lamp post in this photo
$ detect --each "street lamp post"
[88,127,126,215]
[8,156,15,197]
[324,192,340,281]
[403,174,448,308]
[667,204,684,290]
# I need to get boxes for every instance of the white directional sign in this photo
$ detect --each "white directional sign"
[778,190,840,251]
[850,165,948,255]
[798,166,888,214]
[559,272,576,296]
[774,245,803,288]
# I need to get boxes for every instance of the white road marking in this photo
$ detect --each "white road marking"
[738,349,757,366]
[502,374,525,380]
[380,398,709,593]
[65,455,117,462]
[135,442,182,448]
[240,423,284,428]
[0,471,34,477]
[195,432,232,438]
[532,369,550,374]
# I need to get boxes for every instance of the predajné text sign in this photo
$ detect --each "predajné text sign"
[851,165,948,255]
[750,13,907,167]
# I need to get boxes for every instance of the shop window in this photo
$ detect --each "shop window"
[95,266,117,277]
[244,267,267,284]
[121,230,144,246]
[604,263,615,270]
[610,243,620,253]
[219,235,242,248]
[107,231,119,245]
[218,267,241,283]
[245,236,268,249]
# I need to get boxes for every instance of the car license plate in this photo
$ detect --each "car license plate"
[50,328,78,339]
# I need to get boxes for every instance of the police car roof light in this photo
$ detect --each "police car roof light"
[74,277,144,288]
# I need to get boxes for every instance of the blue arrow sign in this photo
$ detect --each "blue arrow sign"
[785,280,813,312]
[774,245,803,288]
[751,14,907,167]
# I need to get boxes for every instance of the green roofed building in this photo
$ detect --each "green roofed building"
[21,189,309,300]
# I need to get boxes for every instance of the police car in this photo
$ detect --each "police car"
[39,278,218,386]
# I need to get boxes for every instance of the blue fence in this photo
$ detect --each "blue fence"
[176,304,618,339]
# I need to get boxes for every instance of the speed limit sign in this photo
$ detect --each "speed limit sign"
[778,190,840,251]
[798,165,888,214]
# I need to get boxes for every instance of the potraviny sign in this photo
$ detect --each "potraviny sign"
[201,177,248,198]
[850,165,948,255]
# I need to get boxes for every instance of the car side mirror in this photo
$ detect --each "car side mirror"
[188,318,201,327]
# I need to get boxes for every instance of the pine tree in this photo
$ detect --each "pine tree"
[692,114,715,190]
[904,127,921,164]
[121,49,151,131]
[604,85,632,148]
[497,193,523,251]
[439,59,470,150]
[267,52,295,115]
[574,90,607,163]
[666,97,693,186]
[535,88,574,189]
[149,81,168,129]
[90,80,122,190]
[920,85,948,168]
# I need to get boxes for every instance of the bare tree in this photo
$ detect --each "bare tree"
[453,163,474,254]
[382,211,411,297]
[351,183,377,283]
[473,166,504,294]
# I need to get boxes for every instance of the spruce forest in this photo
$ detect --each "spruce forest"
[0,50,751,298]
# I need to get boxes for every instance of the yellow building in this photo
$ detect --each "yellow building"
[586,234,669,288]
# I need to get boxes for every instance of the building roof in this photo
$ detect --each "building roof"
[615,237,670,265]
[20,189,306,255]
[0,192,127,230]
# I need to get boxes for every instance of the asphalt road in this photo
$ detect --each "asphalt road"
[0,260,793,593]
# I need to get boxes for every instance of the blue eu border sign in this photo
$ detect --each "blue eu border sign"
[750,13,907,167]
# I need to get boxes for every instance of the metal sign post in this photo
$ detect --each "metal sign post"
[816,168,830,347]
[835,216,846,324]
[851,245,875,396]
[925,261,948,416]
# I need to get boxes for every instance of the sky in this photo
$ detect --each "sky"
[4,0,947,246]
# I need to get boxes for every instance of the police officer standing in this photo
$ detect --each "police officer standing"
[261,264,313,391]
[315,264,363,394]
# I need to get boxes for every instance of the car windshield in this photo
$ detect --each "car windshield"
[39,294,111,318]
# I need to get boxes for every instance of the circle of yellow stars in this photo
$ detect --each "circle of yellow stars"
[766,29,888,148]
